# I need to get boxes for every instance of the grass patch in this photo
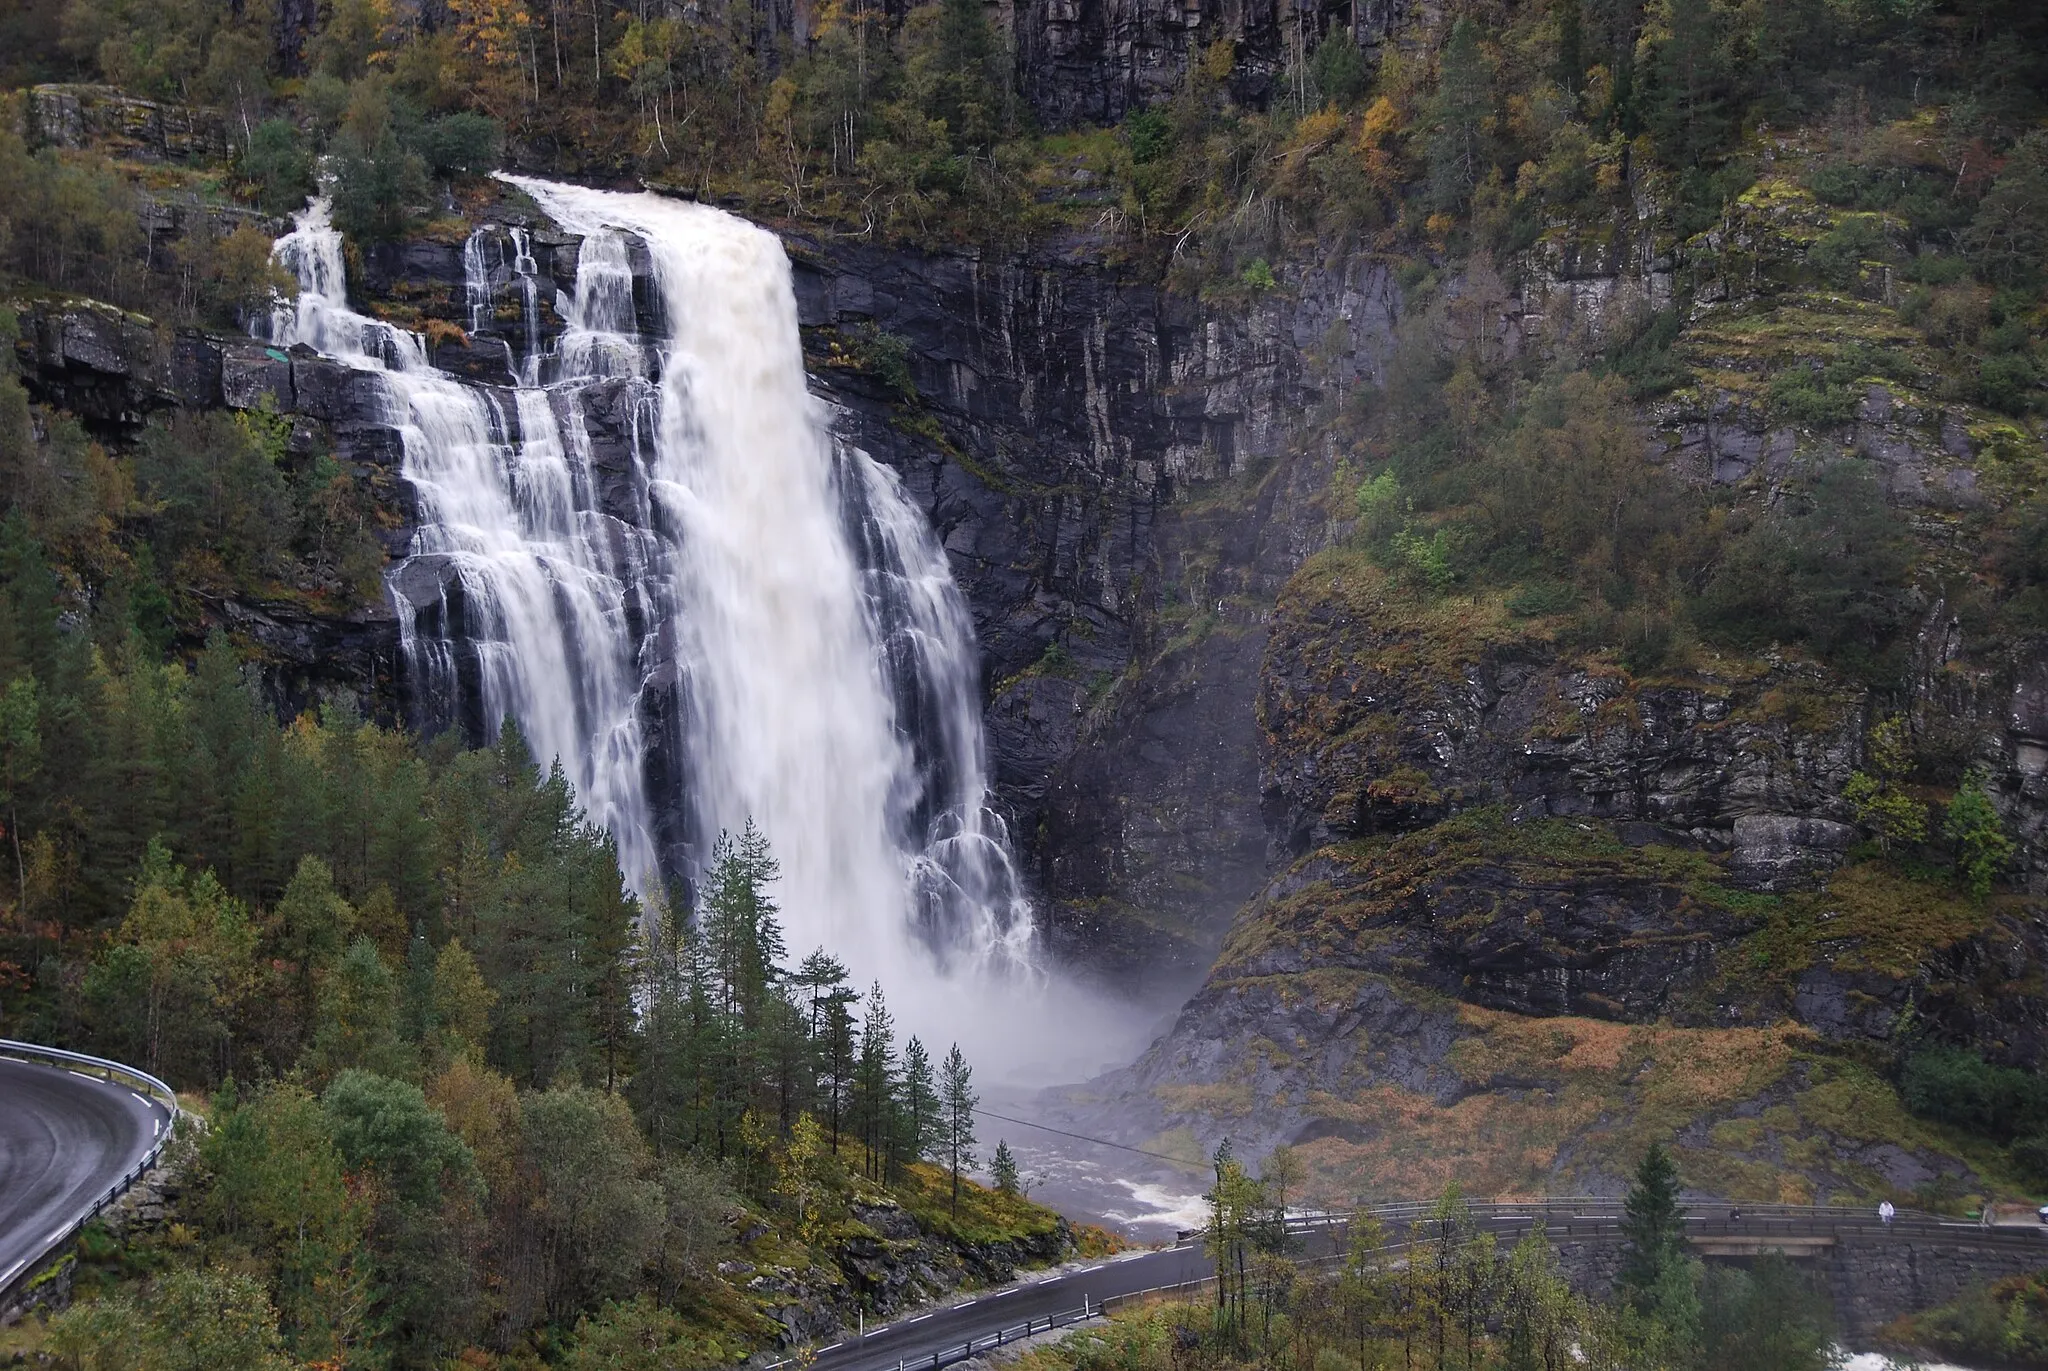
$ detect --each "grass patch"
[885,1160,1066,1249]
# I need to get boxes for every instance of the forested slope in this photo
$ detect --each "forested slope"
[2,0,2048,1361]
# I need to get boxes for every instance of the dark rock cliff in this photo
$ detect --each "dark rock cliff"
[786,233,1401,982]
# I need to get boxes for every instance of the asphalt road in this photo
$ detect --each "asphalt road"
[805,1205,2048,1371]
[0,1055,172,1290]
[810,1245,1209,1371]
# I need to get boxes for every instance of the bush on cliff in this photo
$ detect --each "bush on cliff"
[1900,1046,2048,1143]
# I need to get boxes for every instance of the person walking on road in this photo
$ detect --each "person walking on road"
[1879,1200,1895,1227]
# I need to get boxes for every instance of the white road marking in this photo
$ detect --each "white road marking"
[953,1299,976,1309]
[994,1288,1016,1296]
[908,1313,933,1323]
[129,1091,148,1106]
[818,1343,842,1352]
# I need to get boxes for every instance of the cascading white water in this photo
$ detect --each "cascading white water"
[271,198,663,890]
[503,177,1043,1009]
[269,181,1123,1067]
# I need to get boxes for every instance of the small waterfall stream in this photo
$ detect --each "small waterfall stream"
[270,181,1062,1054]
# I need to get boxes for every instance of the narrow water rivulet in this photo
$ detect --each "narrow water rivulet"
[270,180,1138,1077]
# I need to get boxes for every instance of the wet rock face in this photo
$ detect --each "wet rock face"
[790,235,1401,977]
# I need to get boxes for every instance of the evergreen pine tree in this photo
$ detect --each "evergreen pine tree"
[1426,17,1494,212]
[939,1042,977,1214]
[1647,0,1729,169]
[902,1035,936,1162]
[309,936,413,1080]
[0,673,40,906]
[1619,1142,1686,1305]
[700,819,788,1029]
[274,854,355,1038]
[991,1139,1019,1194]
[852,980,899,1178]
[820,985,858,1154]
[791,947,852,1122]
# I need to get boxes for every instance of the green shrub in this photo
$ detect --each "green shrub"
[1354,467,1403,541]
[1394,523,1457,591]
[1806,160,1882,208]
[1808,213,1888,288]
[414,113,502,176]
[1691,460,1913,679]
[1768,363,1862,425]
[1943,774,2014,897]
[1902,252,1971,285]
[1911,1272,2048,1368]
[2012,1133,2048,1185]
[1599,308,1687,397]
[329,79,430,241]
[1125,108,1171,165]
[1309,35,1370,108]
[1900,1046,2048,1143]
[1978,351,2039,413]
[243,118,314,215]
[1506,582,1578,617]
[845,323,917,399]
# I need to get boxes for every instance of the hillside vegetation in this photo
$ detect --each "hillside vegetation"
[1,0,2047,1358]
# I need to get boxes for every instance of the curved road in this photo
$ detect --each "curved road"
[0,1055,173,1290]
[811,1245,1210,1371]
[807,1203,2048,1371]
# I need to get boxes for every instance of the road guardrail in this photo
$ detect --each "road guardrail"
[0,1040,180,1307]
[801,1195,2046,1371]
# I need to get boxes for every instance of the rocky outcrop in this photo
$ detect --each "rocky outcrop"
[28,84,232,163]
[738,1200,1071,1345]
[11,299,405,716]
[1256,559,1868,882]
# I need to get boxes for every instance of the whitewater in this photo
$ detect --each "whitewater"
[268,179,1140,1077]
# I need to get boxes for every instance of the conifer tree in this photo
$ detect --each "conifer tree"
[430,936,496,1063]
[938,1042,977,1214]
[696,819,787,1143]
[310,937,413,1080]
[274,855,355,1035]
[700,819,787,1030]
[0,673,41,907]
[852,980,899,1178]
[1620,1142,1686,1306]
[791,946,852,1123]
[901,1035,936,1162]
[820,982,859,1154]
[990,1139,1019,1194]
[1426,17,1493,212]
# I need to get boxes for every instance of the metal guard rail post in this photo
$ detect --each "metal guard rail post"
[0,1039,180,1306]
[881,1296,1108,1371]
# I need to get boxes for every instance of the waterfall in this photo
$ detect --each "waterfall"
[270,182,1068,1057]
[272,199,663,890]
